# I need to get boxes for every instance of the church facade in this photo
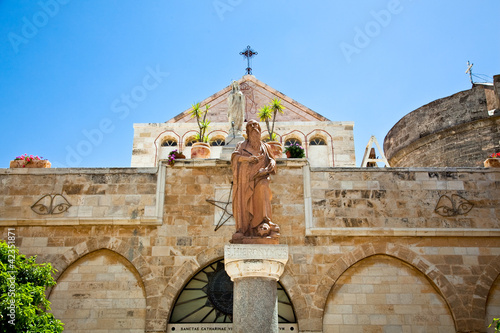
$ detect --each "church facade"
[131,75,355,169]
[0,77,499,333]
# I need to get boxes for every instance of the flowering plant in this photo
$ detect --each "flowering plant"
[167,149,185,166]
[284,143,305,158]
[490,152,500,158]
[14,154,46,167]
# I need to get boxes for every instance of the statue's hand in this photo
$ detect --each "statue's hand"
[253,168,269,180]
[249,156,259,164]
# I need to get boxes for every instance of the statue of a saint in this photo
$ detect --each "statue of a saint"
[227,81,245,137]
[231,120,280,244]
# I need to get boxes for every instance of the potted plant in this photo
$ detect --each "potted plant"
[189,102,211,159]
[484,152,500,168]
[10,154,51,168]
[284,143,305,158]
[258,98,285,158]
[167,149,186,166]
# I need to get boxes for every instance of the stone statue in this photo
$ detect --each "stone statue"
[227,81,245,137]
[231,120,280,244]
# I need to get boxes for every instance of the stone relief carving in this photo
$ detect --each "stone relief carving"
[31,194,72,215]
[434,194,473,217]
[206,183,234,231]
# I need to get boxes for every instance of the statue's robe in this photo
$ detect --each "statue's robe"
[231,140,276,236]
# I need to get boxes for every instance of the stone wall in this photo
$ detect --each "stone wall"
[50,249,146,333]
[0,162,499,332]
[0,168,161,225]
[131,121,356,168]
[384,75,500,167]
[323,255,456,332]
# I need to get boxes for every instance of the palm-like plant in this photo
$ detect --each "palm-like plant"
[257,105,272,140]
[190,103,211,143]
[257,98,285,141]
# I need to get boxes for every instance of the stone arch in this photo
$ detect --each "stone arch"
[311,243,462,332]
[185,135,197,147]
[51,237,152,282]
[163,246,303,328]
[283,130,306,147]
[309,134,327,146]
[163,246,225,323]
[473,254,500,331]
[161,135,178,147]
[279,262,310,330]
[49,248,147,332]
[209,134,226,147]
[49,237,159,330]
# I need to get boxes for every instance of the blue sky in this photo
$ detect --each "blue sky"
[0,0,498,168]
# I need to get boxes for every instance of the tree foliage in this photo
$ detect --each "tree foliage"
[258,98,285,141]
[0,241,64,332]
[190,102,211,143]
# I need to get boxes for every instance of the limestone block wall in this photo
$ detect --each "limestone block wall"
[384,76,500,167]
[131,121,355,168]
[308,167,499,233]
[323,255,455,332]
[0,162,499,333]
[49,249,146,333]
[0,168,160,225]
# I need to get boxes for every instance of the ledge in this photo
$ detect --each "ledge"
[0,217,163,226]
[306,227,500,237]
[0,167,158,175]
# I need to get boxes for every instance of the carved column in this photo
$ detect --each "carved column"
[225,244,289,333]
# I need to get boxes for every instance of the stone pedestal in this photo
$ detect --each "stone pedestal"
[225,244,289,333]
[220,134,244,160]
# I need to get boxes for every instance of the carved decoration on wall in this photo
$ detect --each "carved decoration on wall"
[206,183,234,231]
[434,194,473,217]
[239,82,257,120]
[31,194,72,215]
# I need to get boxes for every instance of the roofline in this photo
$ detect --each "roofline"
[166,75,330,123]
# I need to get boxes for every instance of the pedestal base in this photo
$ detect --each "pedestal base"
[225,244,289,333]
[220,134,244,160]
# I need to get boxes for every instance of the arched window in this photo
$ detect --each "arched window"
[284,138,302,147]
[161,137,178,147]
[185,137,197,147]
[309,136,326,146]
[210,137,225,146]
[169,259,296,324]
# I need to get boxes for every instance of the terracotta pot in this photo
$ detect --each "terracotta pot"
[173,152,186,159]
[286,151,291,158]
[190,142,211,159]
[484,158,500,168]
[266,141,283,158]
[10,160,51,168]
[167,152,186,166]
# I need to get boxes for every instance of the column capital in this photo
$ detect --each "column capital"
[224,244,289,281]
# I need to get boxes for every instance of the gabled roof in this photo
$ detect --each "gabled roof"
[167,75,330,123]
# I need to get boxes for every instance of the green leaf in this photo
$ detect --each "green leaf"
[257,105,272,121]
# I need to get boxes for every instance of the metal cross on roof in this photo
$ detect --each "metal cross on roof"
[239,45,258,75]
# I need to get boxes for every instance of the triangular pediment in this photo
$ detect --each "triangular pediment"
[167,75,330,123]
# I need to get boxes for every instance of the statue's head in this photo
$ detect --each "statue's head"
[246,120,261,143]
[231,81,239,91]
[246,119,261,135]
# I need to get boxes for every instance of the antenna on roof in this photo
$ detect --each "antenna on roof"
[465,61,474,84]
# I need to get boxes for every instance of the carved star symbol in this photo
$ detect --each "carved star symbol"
[206,183,234,231]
